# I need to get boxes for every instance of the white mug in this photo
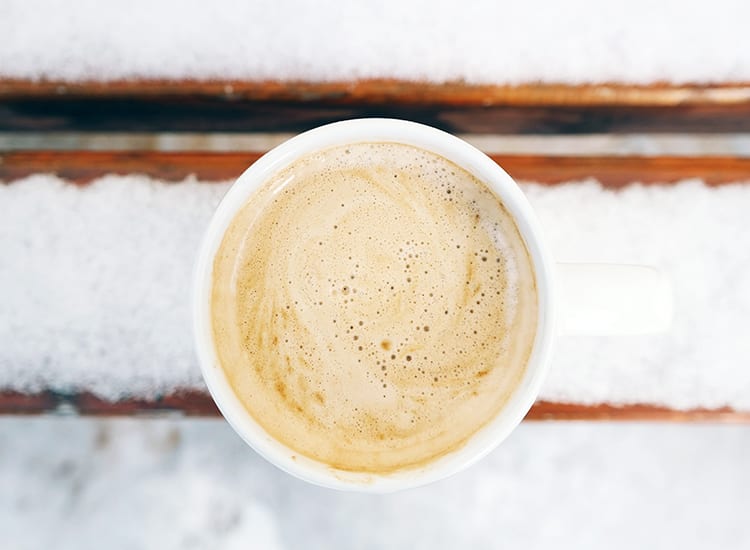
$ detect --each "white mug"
[193,119,672,492]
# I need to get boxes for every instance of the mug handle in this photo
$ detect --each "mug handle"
[556,264,673,335]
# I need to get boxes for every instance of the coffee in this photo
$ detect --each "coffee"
[211,142,537,473]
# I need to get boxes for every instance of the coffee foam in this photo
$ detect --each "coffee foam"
[211,142,538,473]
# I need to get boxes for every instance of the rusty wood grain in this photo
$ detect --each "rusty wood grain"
[1,391,747,421]
[0,390,219,416]
[2,79,750,133]
[3,79,750,106]
[2,151,750,187]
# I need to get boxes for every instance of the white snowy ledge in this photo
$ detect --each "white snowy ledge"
[1,175,749,410]
[1,0,749,84]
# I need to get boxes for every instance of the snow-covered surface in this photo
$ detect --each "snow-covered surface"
[1,0,749,84]
[1,175,749,408]
[2,417,748,549]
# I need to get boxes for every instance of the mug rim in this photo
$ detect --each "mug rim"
[193,118,556,492]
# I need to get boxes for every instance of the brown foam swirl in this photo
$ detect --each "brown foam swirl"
[211,142,537,473]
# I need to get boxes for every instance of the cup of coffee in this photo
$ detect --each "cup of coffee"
[193,119,671,492]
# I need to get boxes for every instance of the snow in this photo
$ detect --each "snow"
[528,180,750,408]
[0,175,220,398]
[1,0,749,84]
[1,175,749,409]
[1,417,748,549]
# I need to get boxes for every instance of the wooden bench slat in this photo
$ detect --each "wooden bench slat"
[3,79,750,106]
[3,151,750,187]
[2,80,750,133]
[1,390,746,421]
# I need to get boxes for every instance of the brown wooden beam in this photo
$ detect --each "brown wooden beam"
[2,151,749,187]
[3,79,750,107]
[0,390,218,416]
[523,401,750,422]
[2,80,750,133]
[1,390,746,421]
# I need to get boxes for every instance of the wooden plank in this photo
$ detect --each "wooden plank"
[0,390,746,421]
[3,99,749,134]
[3,79,750,106]
[2,79,750,133]
[524,402,750,422]
[0,390,218,416]
[0,151,261,183]
[3,151,750,187]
